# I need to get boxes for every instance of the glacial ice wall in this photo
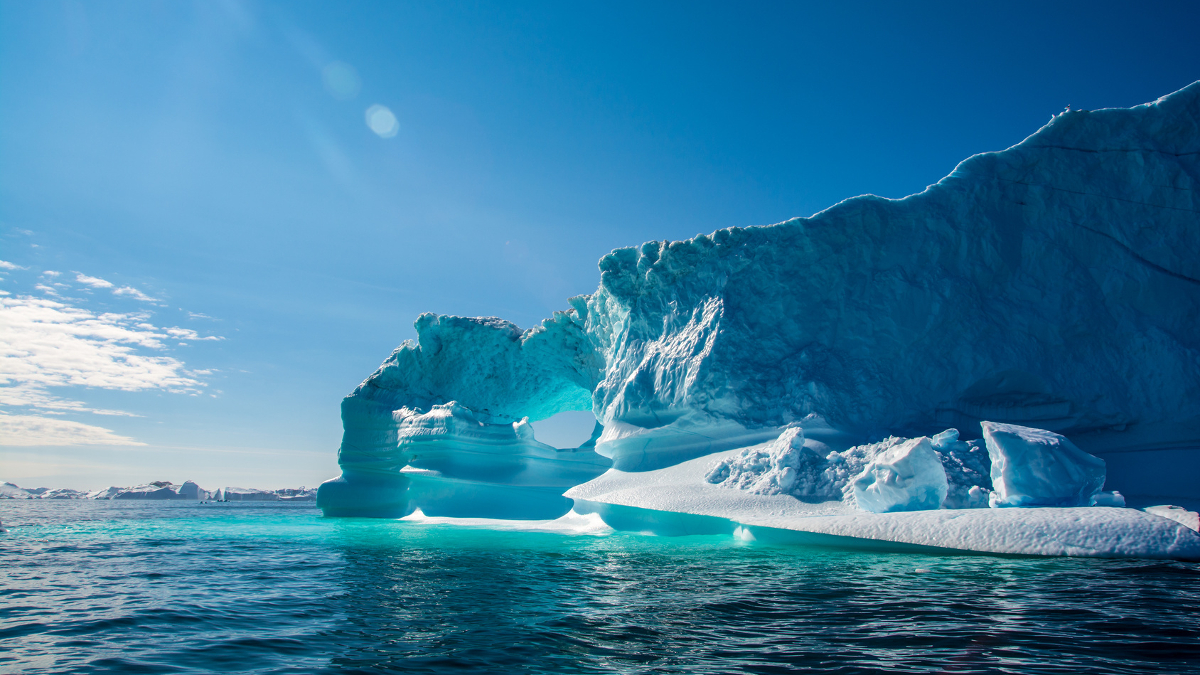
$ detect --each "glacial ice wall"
[321,82,1200,516]
[581,82,1200,469]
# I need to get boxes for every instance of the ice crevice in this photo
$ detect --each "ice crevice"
[317,81,1200,559]
[1070,220,1200,287]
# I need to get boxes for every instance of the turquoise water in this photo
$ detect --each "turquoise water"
[1,501,1198,674]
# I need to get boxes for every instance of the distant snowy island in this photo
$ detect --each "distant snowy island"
[314,82,1200,560]
[1,481,316,502]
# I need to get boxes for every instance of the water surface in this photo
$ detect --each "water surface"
[2,500,1197,674]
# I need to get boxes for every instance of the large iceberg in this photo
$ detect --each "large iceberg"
[318,83,1200,559]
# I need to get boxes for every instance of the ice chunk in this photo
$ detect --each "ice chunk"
[1143,505,1199,533]
[851,437,948,513]
[704,426,837,499]
[706,426,911,503]
[983,422,1106,508]
[1090,491,1126,507]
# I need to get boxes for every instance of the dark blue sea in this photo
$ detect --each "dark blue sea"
[1,500,1198,674]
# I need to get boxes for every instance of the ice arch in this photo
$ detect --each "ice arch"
[319,310,608,517]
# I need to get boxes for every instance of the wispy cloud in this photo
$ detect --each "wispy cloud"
[0,384,139,417]
[75,273,114,289]
[0,260,26,271]
[0,295,203,393]
[0,411,145,446]
[2,267,223,446]
[113,286,158,302]
[73,272,158,302]
[166,327,224,342]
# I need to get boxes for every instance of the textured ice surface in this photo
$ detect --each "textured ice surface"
[984,422,1106,507]
[324,82,1200,526]
[851,437,948,513]
[703,426,845,500]
[707,426,991,511]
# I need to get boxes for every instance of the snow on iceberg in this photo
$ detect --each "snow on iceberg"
[1143,505,1200,533]
[703,425,845,500]
[983,421,1106,507]
[318,82,1200,559]
[566,448,1200,560]
[706,425,991,510]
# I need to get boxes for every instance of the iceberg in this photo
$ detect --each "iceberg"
[1,482,37,499]
[214,487,280,502]
[113,481,204,500]
[318,83,1200,559]
[211,487,316,501]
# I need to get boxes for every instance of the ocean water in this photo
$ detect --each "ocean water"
[1,501,1198,674]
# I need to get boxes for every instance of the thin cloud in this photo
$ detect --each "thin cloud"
[166,327,224,341]
[113,286,158,302]
[0,411,145,446]
[0,260,25,271]
[75,273,114,289]
[0,384,139,417]
[42,270,61,277]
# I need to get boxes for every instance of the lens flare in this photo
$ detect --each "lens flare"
[365,105,399,138]
[322,61,361,100]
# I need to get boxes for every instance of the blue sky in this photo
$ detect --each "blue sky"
[2,0,1198,490]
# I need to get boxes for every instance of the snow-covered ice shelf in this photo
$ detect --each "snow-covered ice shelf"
[566,446,1200,560]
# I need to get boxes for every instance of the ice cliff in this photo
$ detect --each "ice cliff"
[319,82,1200,554]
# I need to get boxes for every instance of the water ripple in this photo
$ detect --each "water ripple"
[1,501,1198,674]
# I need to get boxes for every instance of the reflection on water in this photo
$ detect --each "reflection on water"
[1,500,1198,674]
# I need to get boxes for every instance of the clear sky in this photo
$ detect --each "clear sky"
[1,0,1198,491]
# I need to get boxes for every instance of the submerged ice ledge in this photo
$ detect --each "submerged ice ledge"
[317,82,1200,559]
